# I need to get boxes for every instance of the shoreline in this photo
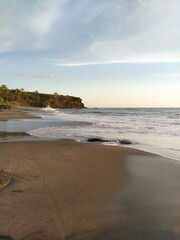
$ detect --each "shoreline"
[123,144,180,163]
[0,140,180,239]
[0,108,41,121]
[0,107,179,162]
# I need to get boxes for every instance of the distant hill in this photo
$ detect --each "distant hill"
[0,85,85,109]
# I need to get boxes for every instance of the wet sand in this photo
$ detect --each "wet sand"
[0,140,180,239]
[0,170,12,191]
[0,109,40,121]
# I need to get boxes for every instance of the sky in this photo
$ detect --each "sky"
[0,0,180,107]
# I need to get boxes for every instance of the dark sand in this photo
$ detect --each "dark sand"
[0,140,180,240]
[0,109,40,121]
[0,170,12,191]
[0,132,29,138]
[0,109,180,239]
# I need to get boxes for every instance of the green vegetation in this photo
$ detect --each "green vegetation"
[0,85,85,109]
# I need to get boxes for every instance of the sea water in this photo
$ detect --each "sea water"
[27,108,180,161]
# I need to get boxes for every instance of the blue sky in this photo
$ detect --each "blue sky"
[0,0,180,107]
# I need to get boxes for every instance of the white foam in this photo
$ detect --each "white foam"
[28,108,180,161]
[41,107,57,112]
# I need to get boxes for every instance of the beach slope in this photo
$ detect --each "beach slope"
[0,141,180,239]
[0,109,40,121]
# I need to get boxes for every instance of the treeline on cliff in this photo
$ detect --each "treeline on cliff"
[0,85,85,109]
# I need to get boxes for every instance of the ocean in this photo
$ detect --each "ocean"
[0,108,179,161]
[27,108,180,161]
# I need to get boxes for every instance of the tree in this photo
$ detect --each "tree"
[0,96,4,104]
[14,89,21,102]
[0,84,9,102]
[1,84,8,89]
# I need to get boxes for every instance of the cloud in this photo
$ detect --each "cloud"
[1,0,180,65]
[16,71,26,77]
[54,79,64,83]
[0,0,66,52]
[33,73,56,78]
[152,72,180,79]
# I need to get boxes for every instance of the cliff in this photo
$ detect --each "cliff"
[0,85,85,109]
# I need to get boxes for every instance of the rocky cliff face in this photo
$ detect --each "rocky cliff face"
[0,85,85,109]
[39,93,85,108]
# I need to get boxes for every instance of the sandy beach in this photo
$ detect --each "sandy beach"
[0,140,179,240]
[0,109,40,121]
[0,110,180,239]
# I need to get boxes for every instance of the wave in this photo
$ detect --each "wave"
[27,108,180,161]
